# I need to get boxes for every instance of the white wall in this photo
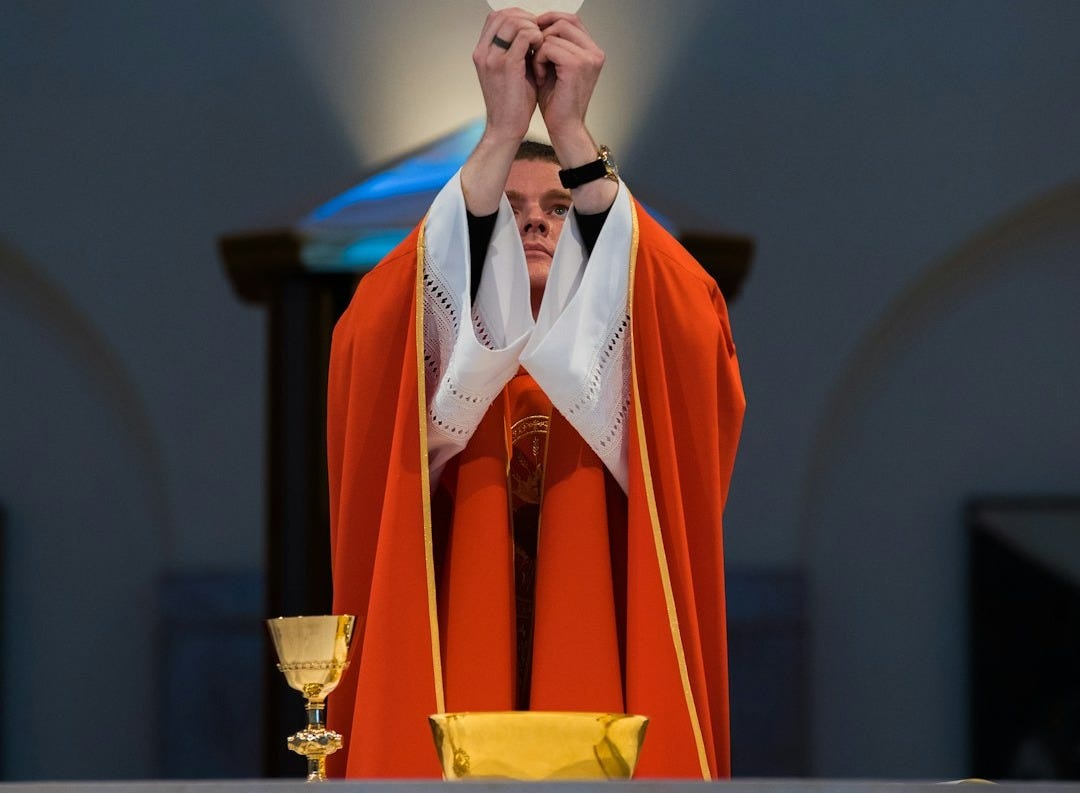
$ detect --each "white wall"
[1,0,1079,780]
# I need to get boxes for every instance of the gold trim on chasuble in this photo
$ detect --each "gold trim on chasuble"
[510,409,550,710]
[626,199,711,778]
[414,221,447,714]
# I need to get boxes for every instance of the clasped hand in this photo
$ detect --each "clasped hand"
[473,8,605,144]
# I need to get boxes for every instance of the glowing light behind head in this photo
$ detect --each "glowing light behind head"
[265,1,710,169]
[267,1,711,268]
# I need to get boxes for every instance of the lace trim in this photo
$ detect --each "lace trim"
[423,251,505,443]
[428,374,501,441]
[471,302,497,351]
[565,311,631,461]
[422,254,458,388]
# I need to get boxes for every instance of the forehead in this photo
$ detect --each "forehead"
[505,158,564,199]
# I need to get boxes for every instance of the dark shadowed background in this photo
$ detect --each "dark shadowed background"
[2,0,1079,781]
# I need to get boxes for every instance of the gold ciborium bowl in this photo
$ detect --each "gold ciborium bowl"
[428,711,648,781]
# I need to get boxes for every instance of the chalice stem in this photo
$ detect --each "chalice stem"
[307,757,327,782]
[305,701,329,782]
[287,700,341,782]
[306,701,326,728]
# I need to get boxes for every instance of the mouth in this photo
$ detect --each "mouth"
[523,243,552,258]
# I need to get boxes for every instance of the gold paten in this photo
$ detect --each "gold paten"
[428,711,649,780]
[266,615,357,782]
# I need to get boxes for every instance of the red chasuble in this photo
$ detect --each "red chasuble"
[325,199,744,778]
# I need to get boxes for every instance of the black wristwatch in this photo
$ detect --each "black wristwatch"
[558,145,619,189]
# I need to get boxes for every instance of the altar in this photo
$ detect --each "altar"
[1,781,1078,793]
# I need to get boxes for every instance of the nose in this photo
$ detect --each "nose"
[519,202,548,236]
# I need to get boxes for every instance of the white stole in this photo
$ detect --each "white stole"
[422,171,632,491]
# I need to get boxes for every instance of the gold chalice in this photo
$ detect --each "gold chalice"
[266,615,357,781]
[429,711,649,780]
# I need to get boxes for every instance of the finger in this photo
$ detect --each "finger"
[475,18,542,72]
[478,8,533,36]
[485,18,542,60]
[533,34,586,70]
[487,26,542,69]
[532,42,550,82]
[536,11,588,33]
[531,33,568,71]
[537,16,597,52]
[509,24,544,59]
[537,27,604,81]
[477,8,536,48]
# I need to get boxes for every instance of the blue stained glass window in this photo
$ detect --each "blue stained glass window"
[339,229,414,266]
[299,121,485,270]
[305,120,485,225]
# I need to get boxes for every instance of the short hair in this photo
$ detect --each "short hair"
[515,140,559,165]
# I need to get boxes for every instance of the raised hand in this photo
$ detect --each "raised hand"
[532,12,616,214]
[462,9,545,215]
[532,12,605,143]
[473,9,544,143]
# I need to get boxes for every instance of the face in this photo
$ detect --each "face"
[504,158,572,306]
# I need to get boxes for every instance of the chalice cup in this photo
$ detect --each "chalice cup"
[266,615,357,782]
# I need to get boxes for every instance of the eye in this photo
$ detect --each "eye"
[551,205,569,217]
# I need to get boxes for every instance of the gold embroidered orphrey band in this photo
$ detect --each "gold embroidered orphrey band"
[511,413,550,506]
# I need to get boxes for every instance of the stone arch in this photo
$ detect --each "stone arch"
[0,239,170,537]
[796,180,1080,777]
[0,239,172,777]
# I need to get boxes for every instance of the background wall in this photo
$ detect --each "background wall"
[2,0,1079,781]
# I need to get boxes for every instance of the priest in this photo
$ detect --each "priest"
[326,7,745,779]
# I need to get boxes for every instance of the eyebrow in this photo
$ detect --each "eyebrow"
[505,189,573,204]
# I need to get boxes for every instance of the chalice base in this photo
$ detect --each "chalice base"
[288,728,343,782]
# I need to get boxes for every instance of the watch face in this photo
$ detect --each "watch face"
[487,0,584,12]
[600,146,619,178]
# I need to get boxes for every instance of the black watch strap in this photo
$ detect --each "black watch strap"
[558,145,619,189]
[559,157,608,189]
